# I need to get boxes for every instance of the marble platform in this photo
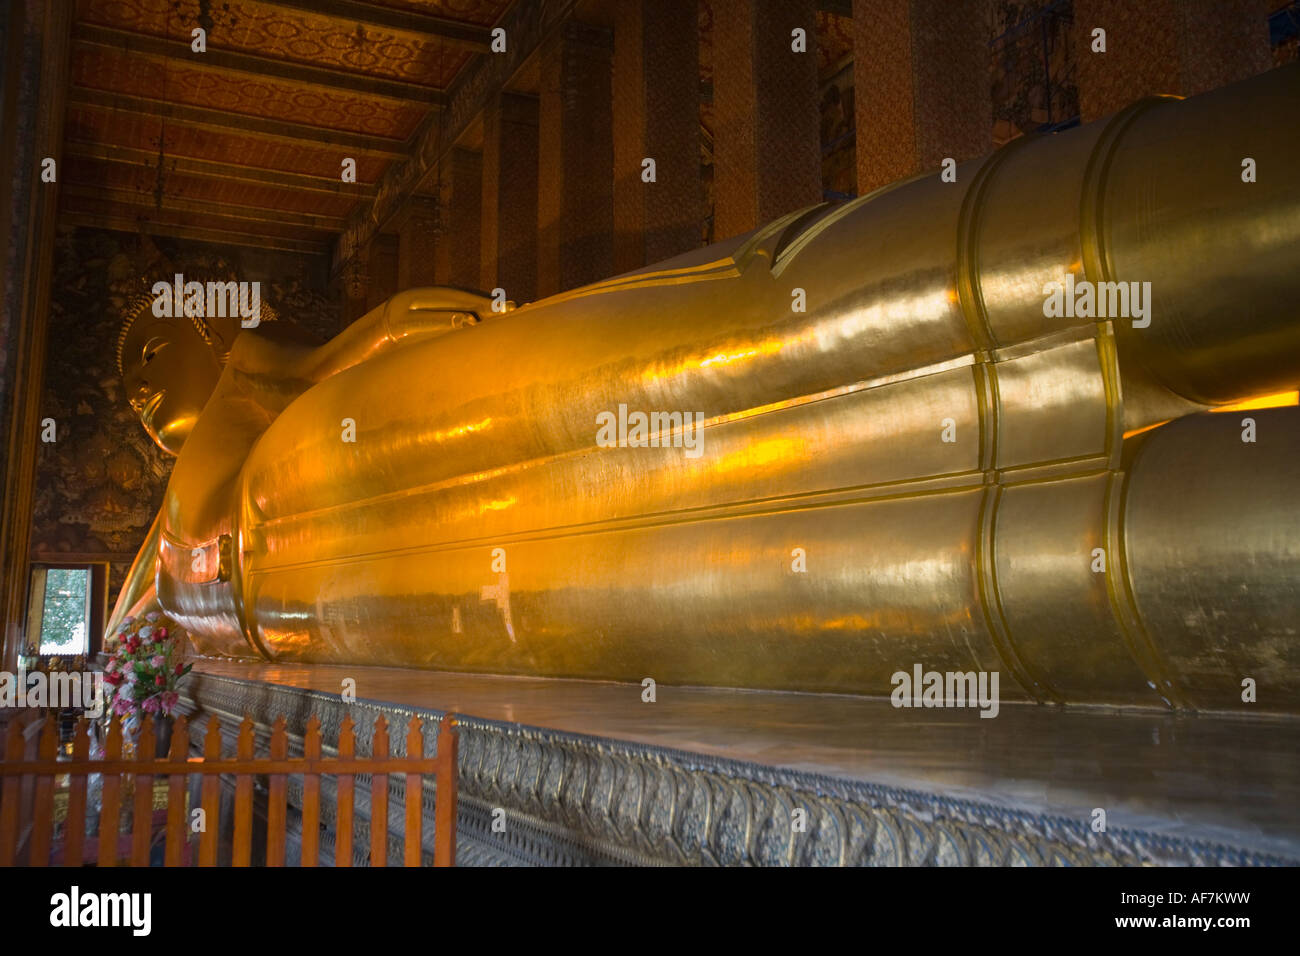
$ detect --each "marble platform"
[178,660,1300,866]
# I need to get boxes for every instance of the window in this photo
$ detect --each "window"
[25,564,108,659]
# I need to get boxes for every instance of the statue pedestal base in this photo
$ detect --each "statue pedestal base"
[178,660,1300,865]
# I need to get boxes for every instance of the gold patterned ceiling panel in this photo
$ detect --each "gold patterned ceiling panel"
[363,0,510,22]
[63,107,391,182]
[72,46,424,139]
[78,0,485,89]
[62,157,359,218]
[59,0,500,253]
[60,192,335,241]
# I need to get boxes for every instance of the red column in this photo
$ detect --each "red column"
[852,0,991,195]
[711,0,821,241]
[481,92,539,303]
[434,148,482,290]
[537,21,614,297]
[613,0,702,273]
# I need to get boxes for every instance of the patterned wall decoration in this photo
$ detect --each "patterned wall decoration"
[31,226,341,598]
[990,0,1079,147]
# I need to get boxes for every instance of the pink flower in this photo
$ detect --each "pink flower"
[157,627,168,639]
[160,691,179,714]
[113,697,131,716]
[150,655,166,668]
[142,695,161,714]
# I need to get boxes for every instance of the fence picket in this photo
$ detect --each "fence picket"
[335,715,355,867]
[98,718,123,867]
[130,716,156,865]
[370,715,389,868]
[267,716,287,866]
[199,717,222,866]
[64,719,89,867]
[301,715,322,867]
[28,718,57,866]
[0,721,20,866]
[435,716,459,868]
[233,716,255,866]
[164,715,188,866]
[405,717,424,867]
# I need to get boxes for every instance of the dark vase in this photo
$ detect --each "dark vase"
[154,715,174,758]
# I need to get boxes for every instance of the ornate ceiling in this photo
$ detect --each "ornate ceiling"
[60,0,513,256]
[58,0,854,261]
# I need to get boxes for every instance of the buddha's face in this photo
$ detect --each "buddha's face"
[120,316,223,456]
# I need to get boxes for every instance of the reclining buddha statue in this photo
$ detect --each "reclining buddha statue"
[109,64,1300,713]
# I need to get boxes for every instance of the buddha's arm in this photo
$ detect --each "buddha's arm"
[105,510,162,640]
[230,287,507,397]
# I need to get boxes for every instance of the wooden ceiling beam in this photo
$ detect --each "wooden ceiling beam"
[68,87,409,158]
[258,0,493,52]
[64,140,378,198]
[72,23,447,107]
[59,211,332,256]
[61,183,349,232]
[334,0,579,272]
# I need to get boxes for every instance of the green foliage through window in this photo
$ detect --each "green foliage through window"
[38,568,90,655]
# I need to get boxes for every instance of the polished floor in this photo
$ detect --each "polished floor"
[194,659,1300,858]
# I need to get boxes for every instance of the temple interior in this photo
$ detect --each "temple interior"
[1,0,1299,869]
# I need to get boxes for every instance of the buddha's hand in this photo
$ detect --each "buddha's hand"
[298,286,513,384]
[382,286,517,343]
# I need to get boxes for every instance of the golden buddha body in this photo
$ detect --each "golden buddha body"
[111,65,1300,713]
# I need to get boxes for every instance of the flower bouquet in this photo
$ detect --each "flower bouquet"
[103,611,191,723]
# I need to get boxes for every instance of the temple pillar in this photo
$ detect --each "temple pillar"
[433,148,482,291]
[0,0,73,672]
[1071,0,1274,122]
[480,91,539,304]
[397,195,441,291]
[364,233,399,314]
[613,0,702,274]
[537,21,614,297]
[339,240,371,325]
[852,0,991,195]
[711,0,822,241]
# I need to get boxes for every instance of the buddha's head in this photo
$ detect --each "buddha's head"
[115,288,276,456]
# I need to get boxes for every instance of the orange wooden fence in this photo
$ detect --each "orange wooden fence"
[0,711,458,867]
